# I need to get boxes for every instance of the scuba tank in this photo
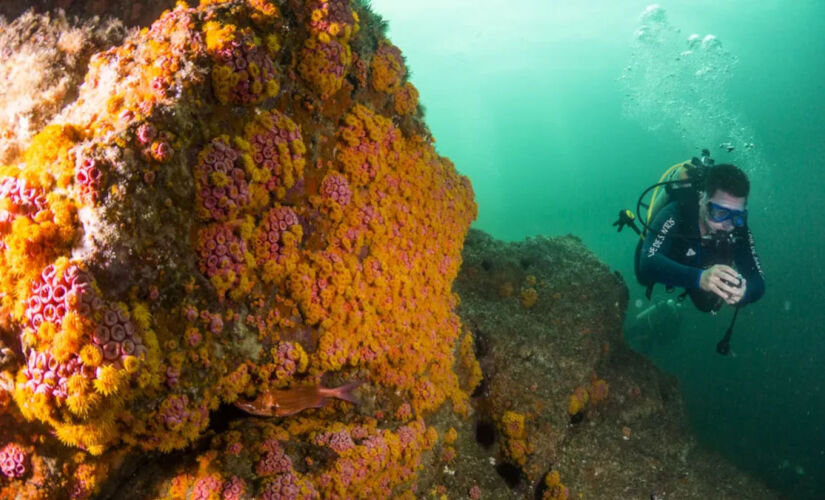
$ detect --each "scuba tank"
[640,148,715,237]
[613,149,714,243]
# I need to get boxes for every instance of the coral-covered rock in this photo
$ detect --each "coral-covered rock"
[0,0,476,497]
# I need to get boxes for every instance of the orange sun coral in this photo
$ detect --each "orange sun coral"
[0,0,476,496]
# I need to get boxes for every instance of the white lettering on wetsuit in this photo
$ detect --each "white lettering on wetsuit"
[748,229,765,277]
[647,217,675,258]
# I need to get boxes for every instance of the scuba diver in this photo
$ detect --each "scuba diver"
[614,150,765,354]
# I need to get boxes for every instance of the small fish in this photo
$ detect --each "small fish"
[234,380,361,417]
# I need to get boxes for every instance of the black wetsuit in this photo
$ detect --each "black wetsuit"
[637,200,765,312]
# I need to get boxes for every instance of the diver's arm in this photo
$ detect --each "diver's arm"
[734,228,765,304]
[638,203,703,289]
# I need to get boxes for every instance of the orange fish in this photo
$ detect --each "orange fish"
[234,381,361,417]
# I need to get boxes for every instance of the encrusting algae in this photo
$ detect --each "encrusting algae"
[0,0,478,497]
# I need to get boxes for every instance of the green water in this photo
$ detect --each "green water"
[370,1,825,497]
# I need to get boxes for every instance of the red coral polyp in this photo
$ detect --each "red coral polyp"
[159,394,191,430]
[246,110,306,194]
[309,0,355,34]
[150,140,174,163]
[272,341,300,379]
[136,122,157,145]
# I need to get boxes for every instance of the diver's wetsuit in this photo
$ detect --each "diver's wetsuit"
[637,200,765,312]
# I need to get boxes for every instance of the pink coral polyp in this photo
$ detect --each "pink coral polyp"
[222,476,246,500]
[26,264,97,329]
[212,32,277,105]
[90,306,145,362]
[320,172,352,206]
[256,449,293,476]
[195,139,250,221]
[260,472,301,500]
[197,223,248,294]
[192,475,222,500]
[0,443,28,479]
[75,157,105,203]
[0,177,48,241]
[254,206,299,264]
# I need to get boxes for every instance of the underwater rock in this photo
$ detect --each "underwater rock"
[0,0,478,497]
[441,228,778,499]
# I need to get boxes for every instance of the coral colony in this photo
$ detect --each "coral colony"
[0,0,487,497]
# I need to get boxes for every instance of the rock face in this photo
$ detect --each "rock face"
[442,229,778,499]
[0,1,478,497]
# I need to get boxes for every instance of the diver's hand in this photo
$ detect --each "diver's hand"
[700,265,744,304]
[725,277,746,305]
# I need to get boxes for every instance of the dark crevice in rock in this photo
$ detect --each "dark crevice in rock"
[495,461,523,489]
[474,419,496,449]
[470,376,489,398]
[208,402,253,435]
[533,464,555,500]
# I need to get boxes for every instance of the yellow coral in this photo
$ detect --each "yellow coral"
[53,415,118,454]
[521,287,538,308]
[589,377,609,404]
[93,365,125,396]
[370,41,405,93]
[444,427,458,445]
[22,123,80,189]
[543,470,570,500]
[203,21,236,53]
[501,411,526,439]
[123,355,141,374]
[568,386,589,415]
[35,321,58,346]
[79,344,104,367]
[67,390,102,417]
[131,302,152,330]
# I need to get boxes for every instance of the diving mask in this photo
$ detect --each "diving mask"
[706,201,747,227]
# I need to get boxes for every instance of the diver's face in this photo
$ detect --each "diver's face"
[701,189,747,233]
